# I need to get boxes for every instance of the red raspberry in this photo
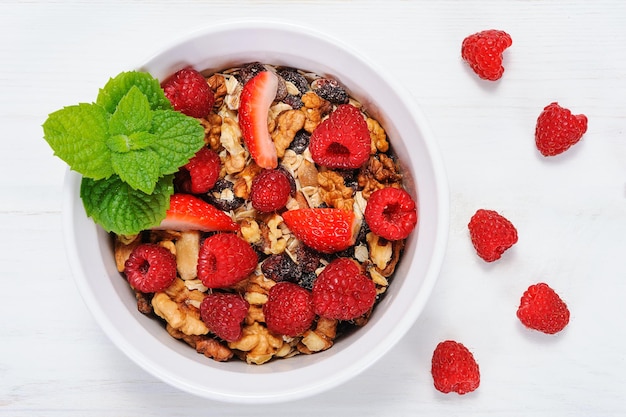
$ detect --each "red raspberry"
[200,293,249,342]
[124,243,177,293]
[250,169,291,212]
[182,146,221,194]
[468,209,518,262]
[535,102,588,156]
[461,29,512,81]
[309,104,370,169]
[364,187,418,241]
[197,233,258,288]
[431,340,480,395]
[161,67,215,118]
[517,283,570,334]
[312,258,376,320]
[263,282,315,337]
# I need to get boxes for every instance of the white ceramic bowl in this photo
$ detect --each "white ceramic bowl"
[63,20,449,404]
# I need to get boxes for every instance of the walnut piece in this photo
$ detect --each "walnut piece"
[152,278,208,336]
[367,117,389,154]
[206,73,228,109]
[298,318,338,354]
[357,154,403,199]
[300,91,332,133]
[228,322,284,365]
[166,325,233,362]
[318,170,354,211]
[220,116,248,174]
[270,109,305,158]
[200,113,223,151]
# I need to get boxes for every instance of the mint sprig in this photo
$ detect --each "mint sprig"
[43,71,205,235]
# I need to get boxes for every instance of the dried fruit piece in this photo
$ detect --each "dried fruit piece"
[161,67,215,118]
[535,102,588,156]
[200,293,250,342]
[468,209,518,262]
[261,253,299,283]
[517,283,570,334]
[239,71,279,169]
[461,29,512,81]
[197,233,258,288]
[431,340,480,395]
[311,78,349,104]
[309,104,370,169]
[250,168,292,212]
[312,258,376,320]
[364,187,417,240]
[282,208,359,254]
[263,282,315,337]
[156,193,239,232]
[124,243,177,293]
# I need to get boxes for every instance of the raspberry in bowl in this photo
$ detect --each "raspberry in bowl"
[60,21,449,403]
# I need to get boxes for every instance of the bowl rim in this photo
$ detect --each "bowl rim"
[62,18,449,404]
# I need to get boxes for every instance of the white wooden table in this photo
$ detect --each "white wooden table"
[2,1,625,415]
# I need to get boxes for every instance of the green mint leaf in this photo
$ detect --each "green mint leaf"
[96,71,171,114]
[106,131,156,153]
[149,109,205,175]
[111,147,161,194]
[42,103,113,179]
[80,174,174,235]
[108,86,153,135]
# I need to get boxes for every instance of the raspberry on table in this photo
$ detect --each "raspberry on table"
[200,293,250,342]
[161,67,215,118]
[517,282,570,334]
[263,282,315,337]
[535,102,588,156]
[124,243,177,293]
[197,233,258,288]
[468,209,518,262]
[312,258,377,321]
[461,29,512,81]
[431,340,480,395]
[250,168,292,213]
[364,187,418,241]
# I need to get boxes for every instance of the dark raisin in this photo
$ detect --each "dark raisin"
[288,130,310,154]
[278,68,310,94]
[238,62,266,85]
[275,76,288,101]
[261,253,300,282]
[294,245,321,274]
[297,271,318,291]
[311,78,349,104]
[202,179,245,211]
[283,94,304,109]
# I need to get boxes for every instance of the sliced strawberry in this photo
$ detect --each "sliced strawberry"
[238,70,279,169]
[154,193,239,232]
[282,208,359,254]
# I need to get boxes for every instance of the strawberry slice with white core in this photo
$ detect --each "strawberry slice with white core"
[154,193,239,232]
[238,71,279,169]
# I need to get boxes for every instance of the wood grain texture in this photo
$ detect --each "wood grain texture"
[1,0,625,415]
